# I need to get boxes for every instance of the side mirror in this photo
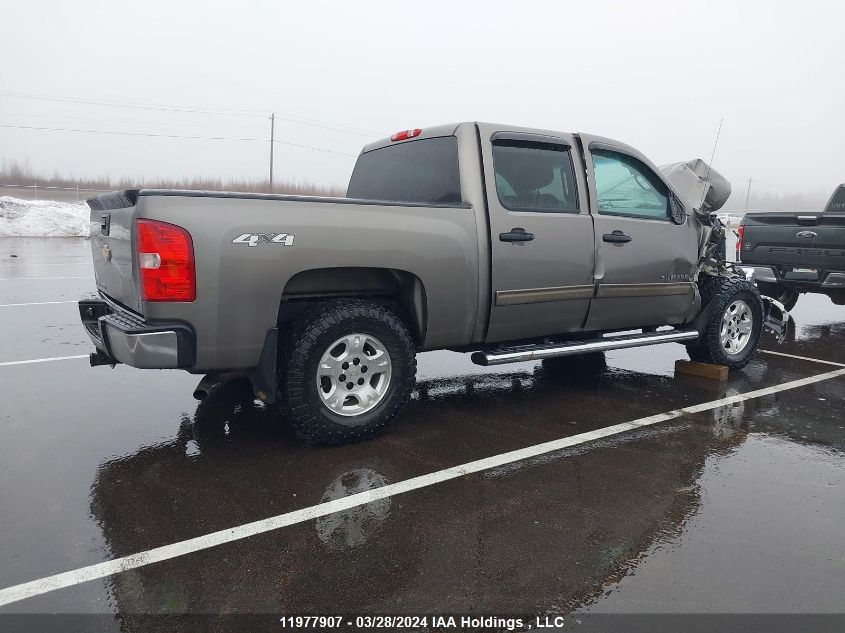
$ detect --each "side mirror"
[669,194,687,225]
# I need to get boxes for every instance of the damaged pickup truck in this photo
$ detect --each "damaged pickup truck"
[80,122,787,444]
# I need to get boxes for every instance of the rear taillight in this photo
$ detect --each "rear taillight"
[735,225,744,262]
[390,128,421,142]
[136,219,195,302]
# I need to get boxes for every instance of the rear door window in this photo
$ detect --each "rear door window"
[591,149,669,220]
[346,136,462,205]
[492,140,579,213]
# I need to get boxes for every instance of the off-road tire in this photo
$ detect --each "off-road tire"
[755,281,799,311]
[277,300,416,445]
[686,276,763,370]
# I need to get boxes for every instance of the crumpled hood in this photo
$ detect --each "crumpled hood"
[660,159,731,214]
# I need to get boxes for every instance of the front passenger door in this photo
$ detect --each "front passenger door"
[583,141,699,331]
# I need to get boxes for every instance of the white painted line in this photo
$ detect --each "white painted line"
[1,366,843,607]
[0,263,93,268]
[0,355,88,367]
[0,300,77,308]
[0,276,91,281]
[759,349,845,368]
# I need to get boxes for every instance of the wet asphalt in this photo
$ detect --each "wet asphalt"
[0,237,844,629]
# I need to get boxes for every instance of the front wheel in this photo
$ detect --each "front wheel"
[686,277,763,370]
[277,300,417,445]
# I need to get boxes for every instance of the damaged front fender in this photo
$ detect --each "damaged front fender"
[761,296,789,344]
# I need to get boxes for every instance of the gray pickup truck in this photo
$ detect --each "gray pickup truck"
[80,122,784,444]
[741,184,845,309]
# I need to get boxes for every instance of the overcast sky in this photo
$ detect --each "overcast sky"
[1,0,843,197]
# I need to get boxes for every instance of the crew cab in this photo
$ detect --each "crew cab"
[80,122,779,444]
[740,185,845,309]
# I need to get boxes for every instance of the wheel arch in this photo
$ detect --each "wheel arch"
[277,267,428,345]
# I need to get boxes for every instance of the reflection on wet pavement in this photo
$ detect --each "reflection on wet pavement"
[81,353,844,618]
[579,431,845,614]
[316,468,392,550]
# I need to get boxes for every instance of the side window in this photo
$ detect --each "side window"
[492,140,579,213]
[591,149,669,220]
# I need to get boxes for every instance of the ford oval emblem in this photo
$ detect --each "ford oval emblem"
[796,230,817,239]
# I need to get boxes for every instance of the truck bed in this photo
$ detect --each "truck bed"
[87,188,482,370]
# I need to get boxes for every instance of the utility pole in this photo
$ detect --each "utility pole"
[744,177,753,212]
[269,112,275,192]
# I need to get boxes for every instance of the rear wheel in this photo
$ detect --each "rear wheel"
[277,300,416,445]
[755,281,799,311]
[687,277,763,370]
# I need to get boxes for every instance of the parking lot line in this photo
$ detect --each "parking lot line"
[0,276,91,281]
[0,301,77,308]
[0,263,92,267]
[0,355,88,367]
[759,349,845,368]
[1,365,843,608]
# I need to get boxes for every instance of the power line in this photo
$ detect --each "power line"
[267,113,377,138]
[0,111,267,131]
[0,90,265,117]
[0,90,380,137]
[0,122,264,142]
[0,123,357,157]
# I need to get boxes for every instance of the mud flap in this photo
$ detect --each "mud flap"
[760,296,789,344]
[249,327,278,404]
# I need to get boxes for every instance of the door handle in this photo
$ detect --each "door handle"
[602,230,632,244]
[499,227,535,242]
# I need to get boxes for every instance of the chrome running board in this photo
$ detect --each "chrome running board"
[471,330,700,366]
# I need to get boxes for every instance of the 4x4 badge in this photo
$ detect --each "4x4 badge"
[232,233,295,247]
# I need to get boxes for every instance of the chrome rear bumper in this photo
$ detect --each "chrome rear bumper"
[751,266,845,289]
[79,293,194,369]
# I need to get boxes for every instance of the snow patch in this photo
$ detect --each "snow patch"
[0,197,90,237]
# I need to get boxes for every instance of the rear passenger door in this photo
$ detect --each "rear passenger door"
[581,140,699,331]
[480,126,595,343]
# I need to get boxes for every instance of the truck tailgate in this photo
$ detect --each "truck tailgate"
[86,191,141,311]
[741,211,845,270]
